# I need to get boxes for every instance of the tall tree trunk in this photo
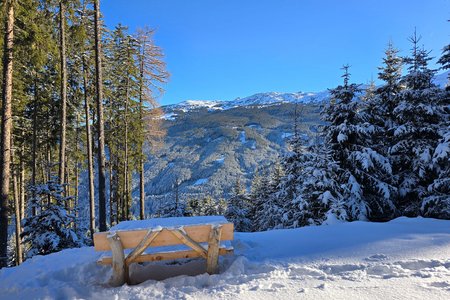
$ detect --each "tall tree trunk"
[58,1,67,185]
[0,0,14,268]
[94,0,107,231]
[138,46,145,220]
[123,52,130,221]
[31,80,38,216]
[82,57,96,238]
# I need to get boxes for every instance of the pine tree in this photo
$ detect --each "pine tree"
[422,46,450,218]
[295,143,347,226]
[225,178,251,232]
[391,31,443,215]
[322,65,370,220]
[93,0,107,231]
[21,178,80,257]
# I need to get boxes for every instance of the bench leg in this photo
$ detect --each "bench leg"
[107,232,126,286]
[206,225,222,274]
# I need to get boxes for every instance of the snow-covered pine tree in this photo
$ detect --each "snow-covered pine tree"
[225,177,252,232]
[277,103,305,228]
[351,43,405,220]
[293,142,347,226]
[391,32,443,215]
[422,47,450,219]
[322,65,370,221]
[21,178,80,257]
[437,42,450,90]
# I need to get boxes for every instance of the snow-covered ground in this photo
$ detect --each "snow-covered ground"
[1,217,449,299]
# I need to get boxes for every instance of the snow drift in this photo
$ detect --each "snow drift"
[0,217,449,299]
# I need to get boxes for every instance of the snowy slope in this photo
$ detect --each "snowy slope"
[1,217,449,299]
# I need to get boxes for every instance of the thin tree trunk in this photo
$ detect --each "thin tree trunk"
[139,159,145,219]
[123,53,130,221]
[138,45,145,220]
[0,0,15,268]
[94,0,107,231]
[31,80,38,216]
[109,161,114,226]
[58,1,67,185]
[19,130,25,220]
[82,56,96,237]
[11,136,22,265]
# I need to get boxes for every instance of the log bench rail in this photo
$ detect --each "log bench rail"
[93,218,234,286]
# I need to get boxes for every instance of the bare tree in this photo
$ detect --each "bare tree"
[135,28,169,220]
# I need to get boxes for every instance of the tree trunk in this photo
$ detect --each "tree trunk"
[19,131,25,220]
[94,0,107,231]
[123,49,130,221]
[138,45,145,220]
[58,1,67,185]
[82,56,96,238]
[31,80,38,216]
[11,136,22,265]
[0,0,14,268]
[139,159,145,220]
[109,161,114,226]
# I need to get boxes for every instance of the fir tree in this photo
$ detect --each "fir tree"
[21,178,80,257]
[391,32,443,215]
[294,143,347,226]
[225,178,251,232]
[322,65,370,221]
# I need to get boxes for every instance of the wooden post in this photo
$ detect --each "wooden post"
[107,232,126,286]
[206,225,222,274]
[170,228,207,258]
[125,228,161,265]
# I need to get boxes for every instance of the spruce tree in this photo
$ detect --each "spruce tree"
[295,143,347,226]
[391,32,443,215]
[322,65,370,220]
[21,178,80,257]
[225,178,251,232]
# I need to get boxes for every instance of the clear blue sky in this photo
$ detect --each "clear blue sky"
[101,0,450,105]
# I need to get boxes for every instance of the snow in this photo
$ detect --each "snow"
[110,216,228,231]
[194,178,209,186]
[1,217,449,299]
[214,155,225,164]
[160,112,177,121]
[165,90,331,113]
[239,131,246,144]
[281,132,293,139]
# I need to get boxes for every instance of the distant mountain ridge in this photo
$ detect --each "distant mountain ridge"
[164,71,448,117]
[132,71,449,214]
[164,90,330,114]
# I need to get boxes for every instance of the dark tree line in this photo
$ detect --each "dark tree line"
[0,0,168,267]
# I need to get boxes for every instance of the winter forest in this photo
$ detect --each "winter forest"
[0,0,449,278]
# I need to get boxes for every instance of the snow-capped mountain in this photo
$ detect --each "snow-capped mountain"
[164,90,330,115]
[133,72,449,213]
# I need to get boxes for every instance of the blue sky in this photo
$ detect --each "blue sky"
[101,0,450,105]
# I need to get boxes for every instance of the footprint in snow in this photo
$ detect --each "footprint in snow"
[364,254,389,262]
[428,281,450,290]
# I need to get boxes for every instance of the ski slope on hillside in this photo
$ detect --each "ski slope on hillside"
[0,217,449,299]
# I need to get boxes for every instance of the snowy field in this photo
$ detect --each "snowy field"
[0,217,449,300]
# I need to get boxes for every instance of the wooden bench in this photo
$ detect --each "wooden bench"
[93,216,234,286]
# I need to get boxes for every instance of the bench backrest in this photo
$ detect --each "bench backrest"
[93,223,234,251]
